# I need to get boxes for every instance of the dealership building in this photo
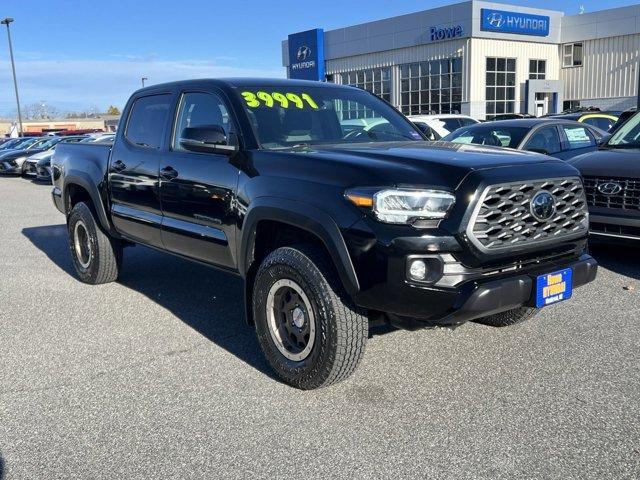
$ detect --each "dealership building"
[282,1,640,119]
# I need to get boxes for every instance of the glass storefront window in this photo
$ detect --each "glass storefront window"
[337,67,392,119]
[486,57,516,120]
[399,57,463,115]
[529,60,546,79]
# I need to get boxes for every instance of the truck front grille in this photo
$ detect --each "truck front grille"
[467,177,588,252]
[583,176,640,210]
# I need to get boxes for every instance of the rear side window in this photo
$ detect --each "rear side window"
[562,125,596,150]
[582,116,615,132]
[458,118,477,127]
[524,126,561,154]
[441,118,461,132]
[125,94,172,149]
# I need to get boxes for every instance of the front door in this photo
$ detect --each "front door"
[109,93,172,248]
[159,91,240,269]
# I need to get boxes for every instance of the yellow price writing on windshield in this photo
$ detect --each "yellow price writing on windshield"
[241,91,319,109]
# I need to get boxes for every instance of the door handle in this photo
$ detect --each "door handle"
[160,166,179,180]
[112,160,126,172]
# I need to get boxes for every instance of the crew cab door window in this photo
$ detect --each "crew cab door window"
[524,126,561,154]
[172,92,235,151]
[562,125,596,150]
[125,95,171,149]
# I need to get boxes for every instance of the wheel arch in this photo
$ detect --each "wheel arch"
[63,173,115,235]
[240,198,360,325]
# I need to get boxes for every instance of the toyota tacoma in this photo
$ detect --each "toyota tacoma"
[51,79,597,389]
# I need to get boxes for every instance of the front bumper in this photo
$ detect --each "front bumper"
[589,211,640,243]
[352,246,597,328]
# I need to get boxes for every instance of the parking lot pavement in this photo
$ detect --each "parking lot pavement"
[0,176,638,480]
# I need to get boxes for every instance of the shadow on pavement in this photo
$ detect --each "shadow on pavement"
[590,243,640,281]
[0,451,5,480]
[22,224,276,381]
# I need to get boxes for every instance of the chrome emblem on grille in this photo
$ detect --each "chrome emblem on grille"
[530,191,556,222]
[597,182,623,195]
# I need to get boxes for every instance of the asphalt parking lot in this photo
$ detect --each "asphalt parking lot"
[0,176,638,480]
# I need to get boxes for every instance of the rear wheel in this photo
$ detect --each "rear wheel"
[68,202,122,284]
[474,306,538,327]
[253,245,368,389]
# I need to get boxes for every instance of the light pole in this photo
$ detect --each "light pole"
[2,17,23,136]
[141,76,148,87]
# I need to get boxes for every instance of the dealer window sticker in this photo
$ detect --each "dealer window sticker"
[564,127,590,143]
[241,91,319,109]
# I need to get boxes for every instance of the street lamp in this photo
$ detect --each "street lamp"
[141,76,148,87]
[1,17,23,136]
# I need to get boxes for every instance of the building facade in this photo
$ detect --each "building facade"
[282,1,640,119]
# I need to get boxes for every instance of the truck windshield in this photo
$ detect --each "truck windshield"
[607,111,640,148]
[235,85,423,149]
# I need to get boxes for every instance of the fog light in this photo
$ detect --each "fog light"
[409,260,427,280]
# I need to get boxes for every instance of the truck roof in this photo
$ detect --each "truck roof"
[134,77,352,95]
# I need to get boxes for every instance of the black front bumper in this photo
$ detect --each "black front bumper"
[590,211,640,244]
[435,254,597,326]
[353,252,597,329]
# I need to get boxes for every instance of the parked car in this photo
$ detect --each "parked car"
[0,136,37,152]
[549,111,620,132]
[492,113,535,120]
[410,121,441,140]
[443,118,606,160]
[0,137,63,175]
[569,111,640,244]
[609,107,636,133]
[407,114,478,137]
[52,78,597,389]
[23,136,88,180]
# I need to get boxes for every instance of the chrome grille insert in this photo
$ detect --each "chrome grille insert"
[467,177,588,252]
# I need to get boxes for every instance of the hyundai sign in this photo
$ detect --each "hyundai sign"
[481,8,550,37]
[288,28,325,81]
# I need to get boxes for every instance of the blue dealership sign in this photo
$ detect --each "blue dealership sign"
[481,8,550,37]
[288,29,325,81]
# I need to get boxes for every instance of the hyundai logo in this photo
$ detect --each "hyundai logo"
[597,182,623,195]
[487,12,504,28]
[530,191,556,222]
[296,45,311,62]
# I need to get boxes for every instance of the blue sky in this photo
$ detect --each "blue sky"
[0,0,637,116]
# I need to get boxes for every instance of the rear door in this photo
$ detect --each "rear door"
[109,93,172,247]
[159,90,240,269]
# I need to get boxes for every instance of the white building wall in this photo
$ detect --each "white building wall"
[560,34,640,110]
[469,38,560,119]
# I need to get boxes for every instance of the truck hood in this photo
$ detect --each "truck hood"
[569,148,640,178]
[268,141,568,188]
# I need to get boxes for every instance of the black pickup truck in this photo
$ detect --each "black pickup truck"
[52,78,597,389]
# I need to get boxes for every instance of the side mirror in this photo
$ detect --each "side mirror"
[179,125,237,155]
[597,133,611,148]
[527,147,549,155]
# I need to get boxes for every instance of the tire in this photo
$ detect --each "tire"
[67,202,122,284]
[253,245,368,389]
[475,306,539,327]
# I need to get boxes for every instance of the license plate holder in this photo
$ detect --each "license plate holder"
[535,268,573,308]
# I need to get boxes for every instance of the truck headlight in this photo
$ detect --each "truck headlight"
[346,188,455,224]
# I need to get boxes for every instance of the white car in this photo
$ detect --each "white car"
[407,114,478,138]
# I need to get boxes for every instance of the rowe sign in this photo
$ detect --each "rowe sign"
[430,25,464,42]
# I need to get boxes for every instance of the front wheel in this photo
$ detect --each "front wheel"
[253,245,368,389]
[68,202,122,284]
